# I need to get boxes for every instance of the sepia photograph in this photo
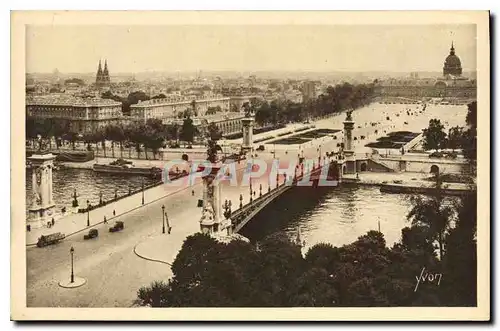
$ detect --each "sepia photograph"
[10,10,490,321]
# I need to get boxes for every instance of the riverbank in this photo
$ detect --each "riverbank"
[342,172,474,195]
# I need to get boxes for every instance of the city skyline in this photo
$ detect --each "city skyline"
[26,24,477,75]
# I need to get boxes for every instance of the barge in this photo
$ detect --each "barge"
[93,159,162,178]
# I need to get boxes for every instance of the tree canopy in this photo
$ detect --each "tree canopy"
[422,119,447,151]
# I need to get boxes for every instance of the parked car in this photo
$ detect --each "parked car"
[37,232,65,247]
[445,151,458,159]
[109,221,124,233]
[83,229,99,240]
[429,151,444,158]
[256,145,265,151]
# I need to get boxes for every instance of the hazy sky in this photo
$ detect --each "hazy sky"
[26,24,477,74]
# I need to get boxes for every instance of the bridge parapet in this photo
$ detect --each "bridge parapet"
[229,161,339,233]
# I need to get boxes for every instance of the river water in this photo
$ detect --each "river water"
[239,184,412,249]
[25,168,158,215]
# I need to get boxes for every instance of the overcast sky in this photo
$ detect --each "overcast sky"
[26,24,477,74]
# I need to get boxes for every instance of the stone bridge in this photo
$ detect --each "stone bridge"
[230,161,340,233]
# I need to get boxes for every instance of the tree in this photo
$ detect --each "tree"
[466,101,477,129]
[461,102,477,175]
[136,280,172,307]
[64,78,85,86]
[406,176,454,260]
[179,117,197,144]
[441,193,477,306]
[122,91,150,115]
[63,131,79,150]
[105,124,125,158]
[447,126,463,152]
[422,119,447,151]
[138,216,476,307]
[143,119,166,159]
[165,123,180,142]
[206,139,220,163]
[206,122,223,142]
[152,93,167,99]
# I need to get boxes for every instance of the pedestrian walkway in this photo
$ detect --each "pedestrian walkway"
[26,173,203,246]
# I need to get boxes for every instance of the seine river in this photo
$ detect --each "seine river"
[240,185,412,249]
[25,168,158,215]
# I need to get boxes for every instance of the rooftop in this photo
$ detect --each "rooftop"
[26,95,122,107]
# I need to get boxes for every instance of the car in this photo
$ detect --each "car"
[109,221,124,233]
[37,232,65,247]
[83,229,99,240]
[445,152,458,159]
[429,152,443,158]
[256,145,265,151]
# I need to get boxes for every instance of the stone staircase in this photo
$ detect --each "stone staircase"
[367,157,398,172]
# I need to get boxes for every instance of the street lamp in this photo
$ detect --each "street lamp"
[141,177,145,205]
[70,246,75,283]
[162,205,166,234]
[86,200,90,227]
[165,212,171,234]
[249,179,253,203]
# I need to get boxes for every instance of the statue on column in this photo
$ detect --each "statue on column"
[346,110,353,121]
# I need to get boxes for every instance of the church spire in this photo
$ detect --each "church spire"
[103,59,110,82]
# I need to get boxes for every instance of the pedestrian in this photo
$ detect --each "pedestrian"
[104,216,107,224]
[192,190,195,196]
[51,218,55,226]
[113,209,116,216]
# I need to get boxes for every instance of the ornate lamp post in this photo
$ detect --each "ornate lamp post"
[86,200,90,227]
[162,205,166,234]
[69,246,75,283]
[141,177,145,205]
[319,144,322,165]
[249,179,253,203]
[165,212,171,234]
[72,188,78,208]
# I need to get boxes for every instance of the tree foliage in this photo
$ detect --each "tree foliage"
[137,204,476,308]
[179,117,197,143]
[422,119,447,151]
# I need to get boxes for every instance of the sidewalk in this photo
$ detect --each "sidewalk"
[26,172,203,246]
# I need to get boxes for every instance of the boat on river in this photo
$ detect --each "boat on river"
[92,158,162,178]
